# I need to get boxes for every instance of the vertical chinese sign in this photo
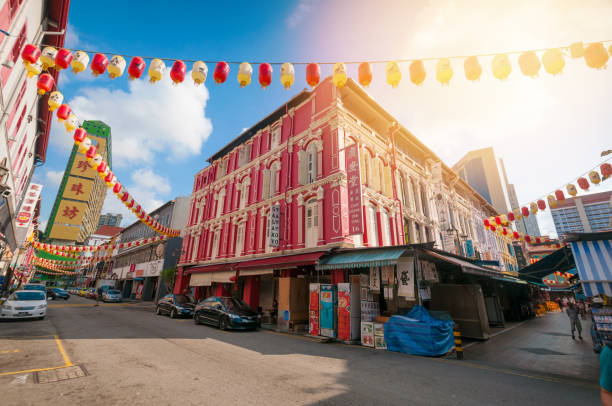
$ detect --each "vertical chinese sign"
[14,183,42,246]
[269,203,280,247]
[345,143,363,235]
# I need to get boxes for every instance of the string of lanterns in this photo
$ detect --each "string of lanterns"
[484,220,565,246]
[33,258,83,274]
[32,235,168,253]
[34,252,112,267]
[484,159,612,231]
[21,40,612,91]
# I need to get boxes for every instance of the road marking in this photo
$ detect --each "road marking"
[53,335,73,367]
[1,349,19,354]
[0,365,71,377]
[48,302,141,308]
[10,374,27,385]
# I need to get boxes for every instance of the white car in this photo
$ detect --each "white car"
[0,290,47,320]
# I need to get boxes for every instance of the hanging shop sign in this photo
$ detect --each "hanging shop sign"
[14,183,42,245]
[397,259,415,300]
[269,203,280,247]
[345,143,363,235]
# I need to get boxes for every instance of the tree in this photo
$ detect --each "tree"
[160,267,177,293]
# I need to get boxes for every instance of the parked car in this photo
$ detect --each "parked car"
[0,290,47,320]
[46,288,69,300]
[86,288,96,299]
[193,296,260,330]
[102,290,121,303]
[77,288,87,297]
[24,283,47,294]
[155,294,195,318]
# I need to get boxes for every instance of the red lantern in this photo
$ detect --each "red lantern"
[113,182,122,194]
[494,216,501,225]
[54,49,73,70]
[525,235,532,243]
[258,63,272,88]
[56,104,71,122]
[554,189,565,201]
[86,146,97,159]
[170,60,187,84]
[535,237,541,244]
[483,219,490,227]
[507,212,515,222]
[213,61,229,84]
[97,161,107,174]
[537,199,546,210]
[513,231,520,240]
[104,172,114,184]
[128,57,146,80]
[305,63,320,88]
[73,128,87,144]
[577,177,589,191]
[90,53,109,76]
[490,225,496,232]
[502,228,508,236]
[601,163,612,178]
[36,73,54,95]
[21,44,41,64]
[521,206,530,217]
[358,62,373,87]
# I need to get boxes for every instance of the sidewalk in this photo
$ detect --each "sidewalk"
[462,312,599,382]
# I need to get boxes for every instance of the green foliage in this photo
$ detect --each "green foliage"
[160,267,176,285]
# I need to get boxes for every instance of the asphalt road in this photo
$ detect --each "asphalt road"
[0,295,600,405]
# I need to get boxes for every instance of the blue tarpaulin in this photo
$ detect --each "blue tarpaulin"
[384,306,455,356]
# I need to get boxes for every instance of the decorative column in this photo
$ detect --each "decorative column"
[317,186,325,245]
[297,194,305,248]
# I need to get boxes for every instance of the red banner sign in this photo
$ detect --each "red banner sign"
[345,143,363,235]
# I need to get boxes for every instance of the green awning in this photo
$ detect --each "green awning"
[316,247,408,270]
[492,276,528,285]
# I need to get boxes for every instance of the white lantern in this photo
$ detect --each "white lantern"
[192,61,208,85]
[108,55,126,78]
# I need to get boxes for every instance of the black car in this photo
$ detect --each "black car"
[193,296,260,330]
[46,288,69,300]
[155,294,195,318]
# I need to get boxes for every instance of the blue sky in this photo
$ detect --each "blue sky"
[35,0,612,236]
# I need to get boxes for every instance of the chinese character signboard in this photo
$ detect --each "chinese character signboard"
[15,183,42,229]
[345,143,363,235]
[56,199,88,225]
[64,176,94,201]
[269,203,280,247]
[70,155,98,179]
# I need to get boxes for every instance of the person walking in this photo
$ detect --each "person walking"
[566,302,582,340]
[95,286,103,306]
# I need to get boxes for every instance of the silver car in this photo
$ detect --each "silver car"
[102,289,122,303]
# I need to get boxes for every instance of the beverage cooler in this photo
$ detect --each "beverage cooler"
[320,284,337,338]
[337,281,361,342]
[309,283,320,336]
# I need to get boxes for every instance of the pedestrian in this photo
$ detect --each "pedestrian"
[578,300,587,320]
[566,302,582,340]
[95,286,103,306]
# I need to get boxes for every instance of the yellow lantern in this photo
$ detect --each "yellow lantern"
[192,61,208,85]
[409,60,426,85]
[589,170,601,185]
[280,63,295,89]
[529,202,538,215]
[64,113,78,133]
[547,194,557,209]
[148,58,166,83]
[237,62,252,87]
[89,154,102,170]
[71,51,89,74]
[464,56,482,81]
[40,47,57,70]
[584,42,609,69]
[542,48,564,75]
[48,91,63,112]
[25,60,42,78]
[513,207,522,220]
[385,61,401,88]
[492,54,511,80]
[78,138,92,154]
[436,58,453,85]
[569,42,584,58]
[332,62,348,88]
[518,51,540,77]
[108,55,126,79]
[566,183,578,196]
[500,214,508,226]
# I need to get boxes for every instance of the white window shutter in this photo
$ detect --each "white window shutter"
[262,168,270,199]
[316,150,322,180]
[298,150,306,185]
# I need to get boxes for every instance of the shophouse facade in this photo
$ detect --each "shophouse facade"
[176,77,515,314]
[109,197,189,301]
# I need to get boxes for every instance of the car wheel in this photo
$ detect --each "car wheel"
[38,316,45,320]
[194,313,200,325]
[170,309,176,319]
[156,306,162,315]
[219,316,228,331]
[64,297,68,301]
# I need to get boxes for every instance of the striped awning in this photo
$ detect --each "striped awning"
[570,239,612,297]
[316,247,408,270]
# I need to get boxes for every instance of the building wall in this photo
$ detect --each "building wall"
[551,191,612,237]
[179,78,513,273]
[98,213,123,227]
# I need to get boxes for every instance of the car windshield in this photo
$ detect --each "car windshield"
[24,285,45,291]
[108,290,120,294]
[10,291,45,301]
[53,288,65,292]
[175,294,194,304]
[221,298,251,312]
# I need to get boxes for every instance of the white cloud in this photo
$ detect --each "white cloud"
[286,0,314,28]
[60,74,212,167]
[44,169,64,187]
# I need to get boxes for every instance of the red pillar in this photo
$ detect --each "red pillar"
[242,276,260,309]
[173,267,190,294]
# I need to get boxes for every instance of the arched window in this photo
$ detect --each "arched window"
[239,181,249,209]
[216,190,226,218]
[381,210,392,246]
[305,199,318,248]
[306,143,318,184]
[400,173,410,208]
[235,222,246,257]
[269,162,280,197]
[211,230,220,260]
[367,205,378,247]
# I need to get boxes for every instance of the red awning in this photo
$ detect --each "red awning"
[185,251,327,275]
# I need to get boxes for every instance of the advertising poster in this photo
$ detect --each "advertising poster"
[369,267,380,291]
[309,284,320,336]
[337,285,351,341]
[397,259,415,299]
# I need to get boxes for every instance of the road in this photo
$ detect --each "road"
[0,296,600,405]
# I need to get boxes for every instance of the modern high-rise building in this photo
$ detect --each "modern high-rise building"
[44,120,112,243]
[98,213,123,227]
[452,147,540,236]
[551,190,612,238]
